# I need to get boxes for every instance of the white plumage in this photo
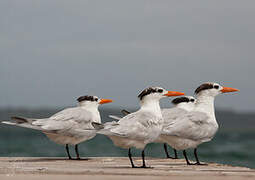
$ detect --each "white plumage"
[2,95,112,159]
[94,87,185,168]
[159,82,239,165]
[105,110,163,149]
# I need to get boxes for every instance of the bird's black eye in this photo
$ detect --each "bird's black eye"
[158,89,163,93]
[190,99,195,102]
[214,85,219,89]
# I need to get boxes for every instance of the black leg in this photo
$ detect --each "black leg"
[183,150,192,165]
[164,143,170,158]
[194,148,200,164]
[65,144,72,160]
[128,148,136,168]
[164,143,178,159]
[174,149,178,159]
[141,150,148,168]
[75,144,81,160]
[194,148,207,165]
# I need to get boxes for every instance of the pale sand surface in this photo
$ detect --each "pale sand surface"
[0,157,254,180]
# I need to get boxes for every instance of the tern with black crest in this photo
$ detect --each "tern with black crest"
[114,96,196,159]
[158,96,196,159]
[2,95,113,160]
[92,87,184,168]
[159,82,239,165]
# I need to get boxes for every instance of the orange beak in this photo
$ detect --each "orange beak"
[164,91,185,97]
[99,99,113,104]
[221,87,240,93]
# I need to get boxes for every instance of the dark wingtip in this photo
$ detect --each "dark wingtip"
[91,122,104,130]
[11,116,28,124]
[121,109,131,115]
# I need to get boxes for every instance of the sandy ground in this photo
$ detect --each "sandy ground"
[0,157,254,180]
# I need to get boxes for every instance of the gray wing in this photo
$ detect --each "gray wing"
[162,111,211,141]
[106,111,160,140]
[32,107,93,131]
[162,107,188,126]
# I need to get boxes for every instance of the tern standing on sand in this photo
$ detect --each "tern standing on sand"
[116,96,196,159]
[159,96,196,159]
[93,87,184,168]
[2,95,112,160]
[159,82,239,165]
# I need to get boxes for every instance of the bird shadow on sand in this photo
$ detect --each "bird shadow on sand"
[102,166,154,169]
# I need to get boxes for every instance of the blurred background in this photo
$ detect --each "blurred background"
[0,0,254,168]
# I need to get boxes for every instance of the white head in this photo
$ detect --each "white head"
[138,86,185,104]
[77,95,113,109]
[171,96,196,111]
[194,82,239,97]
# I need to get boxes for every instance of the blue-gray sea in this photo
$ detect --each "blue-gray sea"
[0,108,254,168]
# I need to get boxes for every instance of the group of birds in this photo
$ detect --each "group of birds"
[2,82,239,168]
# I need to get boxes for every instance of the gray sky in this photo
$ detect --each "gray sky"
[0,0,254,111]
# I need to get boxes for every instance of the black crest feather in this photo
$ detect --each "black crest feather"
[195,83,214,94]
[138,87,163,100]
[77,95,98,102]
[172,97,190,105]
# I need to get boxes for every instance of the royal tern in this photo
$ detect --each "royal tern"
[161,96,196,159]
[2,95,112,160]
[159,82,239,165]
[93,87,184,168]
[118,96,196,159]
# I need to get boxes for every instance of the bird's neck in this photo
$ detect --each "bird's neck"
[195,94,215,118]
[140,99,162,118]
[80,105,101,123]
[176,103,192,111]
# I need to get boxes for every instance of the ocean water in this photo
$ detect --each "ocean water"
[0,108,254,168]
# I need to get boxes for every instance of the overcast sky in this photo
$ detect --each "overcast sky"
[0,0,254,112]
